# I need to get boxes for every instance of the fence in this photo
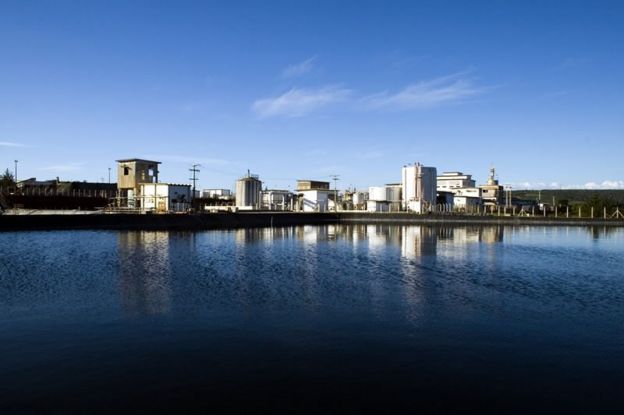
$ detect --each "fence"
[0,186,116,198]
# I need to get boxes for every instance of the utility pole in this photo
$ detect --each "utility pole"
[189,164,201,199]
[14,160,18,184]
[108,167,111,184]
[330,174,339,212]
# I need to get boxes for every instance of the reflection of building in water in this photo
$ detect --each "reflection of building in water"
[437,226,503,245]
[295,225,330,244]
[401,226,437,259]
[117,232,172,316]
[233,227,297,245]
[367,225,402,251]
[479,226,504,244]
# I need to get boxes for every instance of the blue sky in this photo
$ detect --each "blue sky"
[1,0,623,191]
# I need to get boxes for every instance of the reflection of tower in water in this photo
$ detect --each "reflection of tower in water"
[401,226,437,260]
[366,225,402,252]
[479,226,504,244]
[117,231,172,316]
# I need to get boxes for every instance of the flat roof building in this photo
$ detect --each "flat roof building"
[437,172,476,191]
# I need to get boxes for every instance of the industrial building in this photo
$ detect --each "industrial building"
[116,158,161,208]
[367,184,402,212]
[453,187,482,211]
[435,172,483,212]
[479,167,504,209]
[261,189,294,210]
[236,171,262,209]
[296,180,330,212]
[437,172,476,191]
[202,189,232,199]
[351,191,369,210]
[140,183,191,213]
[401,163,437,213]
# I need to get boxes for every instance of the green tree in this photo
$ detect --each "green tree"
[1,168,15,188]
[584,194,616,216]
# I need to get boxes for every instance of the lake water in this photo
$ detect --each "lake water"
[0,225,623,413]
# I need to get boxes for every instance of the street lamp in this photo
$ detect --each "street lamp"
[330,174,339,212]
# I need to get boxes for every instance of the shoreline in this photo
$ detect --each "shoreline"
[1,211,623,231]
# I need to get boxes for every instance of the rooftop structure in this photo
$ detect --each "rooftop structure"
[296,180,330,191]
[478,167,504,208]
[437,171,476,191]
[116,158,161,208]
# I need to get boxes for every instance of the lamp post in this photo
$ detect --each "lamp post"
[330,174,339,212]
[14,160,18,192]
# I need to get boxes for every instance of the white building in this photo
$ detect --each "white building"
[351,191,369,210]
[401,163,437,213]
[299,189,330,212]
[367,185,402,212]
[261,189,293,210]
[296,180,331,212]
[139,183,191,213]
[437,172,476,191]
[202,189,231,198]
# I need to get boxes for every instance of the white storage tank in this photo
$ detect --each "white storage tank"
[386,185,402,202]
[236,171,262,209]
[369,186,388,201]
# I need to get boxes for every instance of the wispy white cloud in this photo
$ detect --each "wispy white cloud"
[0,141,29,148]
[282,56,317,78]
[361,73,483,110]
[252,72,485,119]
[252,86,351,118]
[39,162,86,172]
[583,180,624,190]
[512,180,624,190]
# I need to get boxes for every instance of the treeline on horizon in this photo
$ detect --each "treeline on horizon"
[513,189,624,210]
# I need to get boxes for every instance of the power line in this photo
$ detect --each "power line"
[189,164,201,197]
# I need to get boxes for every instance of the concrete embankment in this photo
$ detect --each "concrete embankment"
[0,211,622,231]
[337,212,624,227]
[0,212,339,231]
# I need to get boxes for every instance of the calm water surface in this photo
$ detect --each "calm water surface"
[0,225,623,413]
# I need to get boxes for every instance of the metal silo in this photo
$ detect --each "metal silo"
[236,171,262,209]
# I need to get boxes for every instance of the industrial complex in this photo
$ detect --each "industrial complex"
[1,156,517,215]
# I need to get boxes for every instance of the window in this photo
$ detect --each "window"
[124,167,129,176]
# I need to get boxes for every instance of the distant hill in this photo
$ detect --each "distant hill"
[513,189,624,205]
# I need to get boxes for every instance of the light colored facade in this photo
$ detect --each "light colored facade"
[367,200,390,212]
[236,172,262,209]
[202,189,231,198]
[351,191,369,210]
[368,185,402,212]
[478,167,504,208]
[296,180,331,212]
[296,180,330,191]
[261,189,293,210]
[401,163,437,213]
[437,172,476,191]
[299,189,329,212]
[116,158,161,208]
[452,187,482,210]
[453,195,481,210]
[140,183,191,213]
